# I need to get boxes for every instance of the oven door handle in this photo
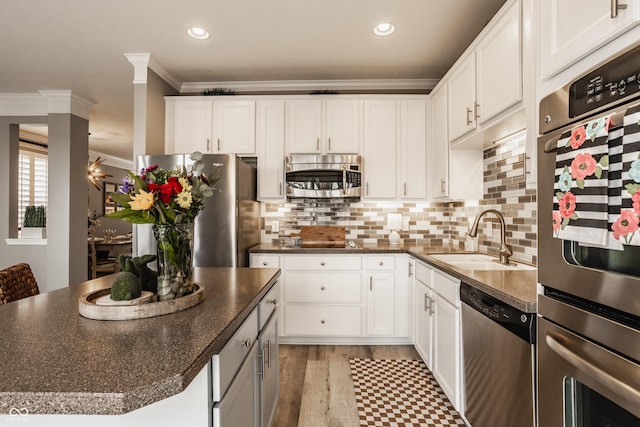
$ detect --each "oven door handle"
[545,331,640,402]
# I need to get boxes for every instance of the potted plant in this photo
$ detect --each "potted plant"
[22,205,47,238]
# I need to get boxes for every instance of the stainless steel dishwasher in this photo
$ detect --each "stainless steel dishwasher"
[460,283,535,427]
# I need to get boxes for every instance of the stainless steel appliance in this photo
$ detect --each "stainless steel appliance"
[285,154,361,199]
[460,283,535,427]
[537,43,640,425]
[135,154,260,267]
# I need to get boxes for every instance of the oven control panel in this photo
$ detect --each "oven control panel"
[569,44,640,118]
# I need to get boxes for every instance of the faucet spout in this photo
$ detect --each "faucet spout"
[467,209,513,265]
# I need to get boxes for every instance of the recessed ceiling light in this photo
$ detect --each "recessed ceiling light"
[373,22,395,36]
[187,27,210,40]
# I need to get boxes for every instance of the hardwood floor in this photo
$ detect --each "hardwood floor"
[272,344,421,427]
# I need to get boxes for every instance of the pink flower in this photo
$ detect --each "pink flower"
[552,211,562,232]
[612,210,639,240]
[571,153,597,180]
[569,126,587,149]
[633,190,640,216]
[558,192,577,219]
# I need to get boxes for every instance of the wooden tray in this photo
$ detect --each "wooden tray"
[79,284,204,321]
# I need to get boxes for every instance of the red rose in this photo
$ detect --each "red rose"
[157,177,183,205]
[147,182,161,193]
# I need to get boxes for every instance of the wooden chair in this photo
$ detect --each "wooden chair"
[0,263,40,305]
[89,237,117,279]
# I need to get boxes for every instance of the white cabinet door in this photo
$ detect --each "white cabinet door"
[415,280,434,369]
[476,0,522,124]
[430,85,449,199]
[286,99,323,153]
[325,99,360,153]
[448,53,477,142]
[541,0,640,79]
[256,100,285,200]
[169,100,212,154]
[260,315,279,427]
[433,292,460,410]
[363,99,397,199]
[399,99,427,199]
[212,100,256,154]
[366,272,396,336]
[213,341,259,427]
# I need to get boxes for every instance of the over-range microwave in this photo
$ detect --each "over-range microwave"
[285,154,362,199]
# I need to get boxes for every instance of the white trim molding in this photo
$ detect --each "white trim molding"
[124,53,151,84]
[0,93,47,116]
[181,79,438,94]
[38,90,94,120]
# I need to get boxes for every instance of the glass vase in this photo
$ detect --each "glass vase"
[152,222,195,301]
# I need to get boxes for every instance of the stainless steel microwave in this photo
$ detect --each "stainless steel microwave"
[285,154,362,199]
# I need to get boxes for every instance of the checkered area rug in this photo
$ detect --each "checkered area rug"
[350,358,466,426]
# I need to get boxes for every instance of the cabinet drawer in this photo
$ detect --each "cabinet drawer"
[259,280,280,331]
[366,255,395,271]
[285,255,361,271]
[285,271,361,303]
[250,254,280,268]
[415,262,433,288]
[285,304,362,336]
[211,308,258,401]
[433,270,460,307]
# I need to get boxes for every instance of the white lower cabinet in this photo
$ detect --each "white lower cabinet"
[212,281,280,427]
[413,260,463,413]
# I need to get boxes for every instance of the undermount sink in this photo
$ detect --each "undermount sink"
[429,253,536,271]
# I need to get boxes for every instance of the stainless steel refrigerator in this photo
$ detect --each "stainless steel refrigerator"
[134,153,260,267]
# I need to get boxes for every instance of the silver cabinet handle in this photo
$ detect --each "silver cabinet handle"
[258,347,265,377]
[611,0,628,18]
[403,182,407,196]
[424,294,429,311]
[440,179,446,194]
[242,338,252,348]
[466,107,472,125]
[474,102,480,120]
[546,331,640,402]
[320,285,326,291]
[328,137,331,151]
[266,339,272,368]
[279,182,282,196]
[206,138,210,151]
[408,261,413,277]
[316,137,320,151]
[217,138,221,151]
[366,182,369,196]
[369,276,373,291]
[429,297,435,315]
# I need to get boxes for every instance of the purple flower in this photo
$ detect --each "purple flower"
[121,176,134,193]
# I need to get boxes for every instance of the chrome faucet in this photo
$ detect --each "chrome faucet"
[467,209,513,265]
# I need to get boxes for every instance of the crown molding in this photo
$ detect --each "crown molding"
[180,79,438,94]
[124,53,181,91]
[38,90,94,120]
[148,58,182,91]
[0,93,47,116]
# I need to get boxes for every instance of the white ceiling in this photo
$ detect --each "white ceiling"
[0,0,506,162]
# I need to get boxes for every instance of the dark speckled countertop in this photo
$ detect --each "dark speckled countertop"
[0,267,280,415]
[251,243,537,313]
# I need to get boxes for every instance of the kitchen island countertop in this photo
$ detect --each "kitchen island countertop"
[0,267,280,415]
[251,242,537,313]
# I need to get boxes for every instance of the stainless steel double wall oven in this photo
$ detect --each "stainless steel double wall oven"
[537,44,640,426]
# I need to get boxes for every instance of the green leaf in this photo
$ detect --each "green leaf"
[555,191,565,200]
[599,155,609,167]
[563,166,570,173]
[571,213,579,220]
[576,179,585,189]
[595,167,602,179]
[561,218,570,229]
[625,183,640,195]
[110,192,131,207]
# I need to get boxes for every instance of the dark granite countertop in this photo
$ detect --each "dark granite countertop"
[250,242,537,313]
[0,267,280,415]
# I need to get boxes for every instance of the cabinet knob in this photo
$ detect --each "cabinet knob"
[320,261,325,266]
[262,261,268,266]
[242,338,252,348]
[320,319,326,324]
[267,298,278,305]
[378,261,383,266]
[320,286,326,291]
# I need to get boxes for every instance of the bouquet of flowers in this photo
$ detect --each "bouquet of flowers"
[106,152,219,225]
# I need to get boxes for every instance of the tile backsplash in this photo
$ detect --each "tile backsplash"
[261,133,537,265]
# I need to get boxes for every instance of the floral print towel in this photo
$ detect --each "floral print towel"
[611,105,640,245]
[553,116,611,246]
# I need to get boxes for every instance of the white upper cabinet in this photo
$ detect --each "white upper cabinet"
[166,99,212,154]
[540,0,640,79]
[165,97,255,155]
[212,100,256,154]
[399,99,428,200]
[430,85,449,199]
[285,99,360,154]
[447,0,522,143]
[256,100,285,201]
[363,99,397,199]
